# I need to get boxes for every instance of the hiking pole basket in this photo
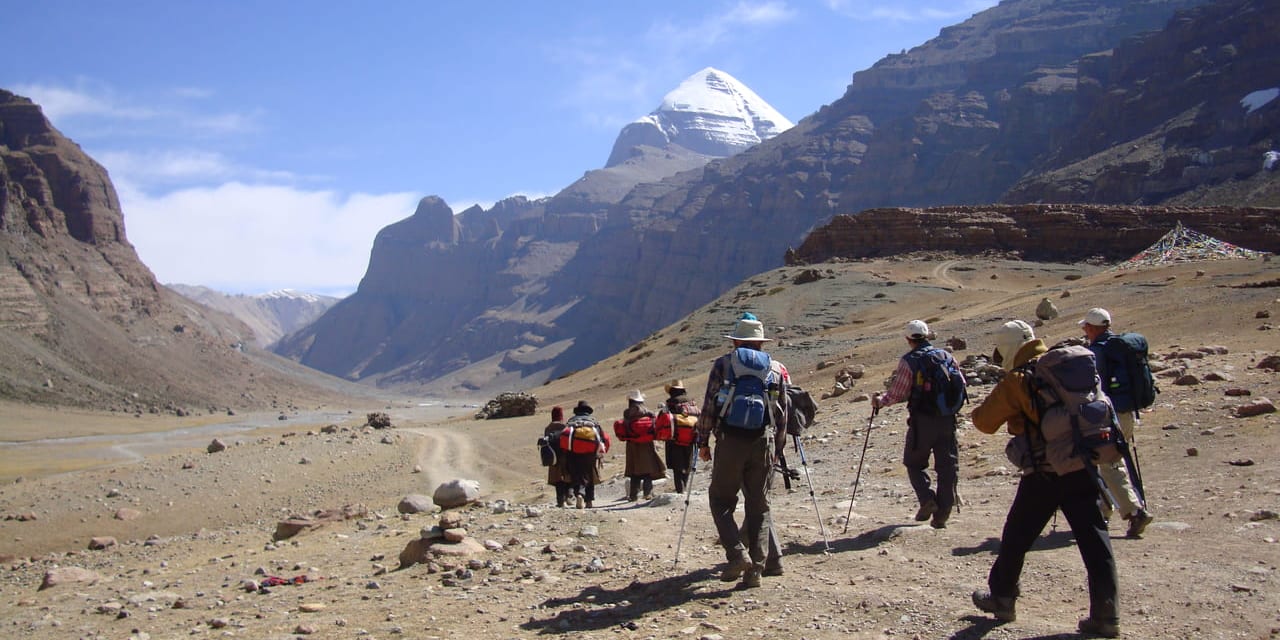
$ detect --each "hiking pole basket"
[793,434,831,552]
[673,443,700,572]
[843,406,877,534]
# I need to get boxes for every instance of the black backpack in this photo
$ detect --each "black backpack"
[784,385,818,436]
[536,436,557,467]
[905,346,969,417]
[1110,332,1158,410]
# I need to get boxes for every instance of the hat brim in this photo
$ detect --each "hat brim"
[723,334,773,341]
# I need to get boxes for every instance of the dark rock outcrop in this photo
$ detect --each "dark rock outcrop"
[788,205,1280,264]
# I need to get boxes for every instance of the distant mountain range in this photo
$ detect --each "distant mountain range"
[5,0,1277,410]
[167,286,340,348]
[279,0,1280,398]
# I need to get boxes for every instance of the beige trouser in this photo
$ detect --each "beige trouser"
[1099,411,1145,517]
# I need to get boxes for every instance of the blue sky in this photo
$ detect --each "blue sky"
[2,0,996,295]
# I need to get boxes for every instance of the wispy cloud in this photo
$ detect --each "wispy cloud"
[822,0,997,22]
[12,81,260,136]
[118,182,420,294]
[97,149,300,187]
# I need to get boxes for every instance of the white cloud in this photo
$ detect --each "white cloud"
[98,149,300,187]
[118,182,419,295]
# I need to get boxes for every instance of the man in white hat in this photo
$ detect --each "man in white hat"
[696,313,790,588]
[872,319,964,528]
[1080,307,1153,538]
[969,320,1120,638]
[620,389,664,501]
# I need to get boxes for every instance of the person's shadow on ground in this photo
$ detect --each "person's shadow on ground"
[520,567,730,634]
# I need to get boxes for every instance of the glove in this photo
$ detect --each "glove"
[871,393,882,410]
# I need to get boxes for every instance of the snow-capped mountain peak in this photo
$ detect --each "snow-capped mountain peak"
[605,67,793,167]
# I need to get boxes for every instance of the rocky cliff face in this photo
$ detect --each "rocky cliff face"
[279,71,793,391]
[0,90,367,411]
[788,204,1280,263]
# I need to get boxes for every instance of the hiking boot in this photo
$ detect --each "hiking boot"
[575,495,584,509]
[556,499,565,508]
[914,499,937,522]
[1125,510,1153,538]
[930,513,949,529]
[643,494,654,500]
[584,500,593,509]
[740,566,762,589]
[971,590,1016,622]
[762,564,784,577]
[720,556,752,582]
[1077,617,1121,638]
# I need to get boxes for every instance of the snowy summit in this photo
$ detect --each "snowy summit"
[605,67,793,168]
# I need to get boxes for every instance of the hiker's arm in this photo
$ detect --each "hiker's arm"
[971,372,1035,435]
[875,359,913,407]
[696,357,726,449]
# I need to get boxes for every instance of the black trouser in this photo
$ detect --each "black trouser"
[565,452,596,503]
[628,476,654,498]
[988,468,1119,622]
[666,442,693,493]
[903,412,959,518]
[554,482,570,505]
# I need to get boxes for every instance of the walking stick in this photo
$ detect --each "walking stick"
[843,406,877,534]
[673,443,700,571]
[793,434,831,552]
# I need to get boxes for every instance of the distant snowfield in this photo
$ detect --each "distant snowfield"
[1241,87,1279,113]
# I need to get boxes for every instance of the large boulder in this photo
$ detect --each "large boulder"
[433,479,481,509]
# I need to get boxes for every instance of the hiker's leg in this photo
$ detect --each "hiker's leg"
[740,436,772,565]
[989,473,1056,598]
[902,416,936,507]
[924,415,959,519]
[708,437,747,559]
[1111,412,1145,513]
[642,477,653,497]
[1059,469,1118,620]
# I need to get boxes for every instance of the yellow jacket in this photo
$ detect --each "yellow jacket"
[972,339,1048,436]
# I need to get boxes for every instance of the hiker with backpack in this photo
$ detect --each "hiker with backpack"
[1080,307,1154,538]
[560,400,610,509]
[872,319,967,529]
[696,312,790,588]
[542,405,571,508]
[969,320,1120,638]
[617,390,666,501]
[657,380,700,494]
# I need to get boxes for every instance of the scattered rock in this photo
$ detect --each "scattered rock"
[1235,398,1276,418]
[207,439,227,453]
[39,567,102,590]
[1035,298,1059,320]
[1174,374,1201,386]
[1256,355,1280,371]
[434,479,481,509]
[398,495,434,514]
[1224,388,1252,396]
[1186,447,1199,457]
[366,412,392,429]
[114,508,141,521]
[88,536,117,550]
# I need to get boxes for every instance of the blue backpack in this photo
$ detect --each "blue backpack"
[905,345,968,417]
[717,347,775,429]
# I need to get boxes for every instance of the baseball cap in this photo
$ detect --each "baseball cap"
[905,319,930,339]
[1078,308,1112,327]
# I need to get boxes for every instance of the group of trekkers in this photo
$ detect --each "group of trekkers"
[538,307,1156,638]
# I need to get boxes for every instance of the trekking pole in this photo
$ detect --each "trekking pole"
[1127,411,1148,505]
[843,406,877,534]
[673,444,700,572]
[793,434,831,552]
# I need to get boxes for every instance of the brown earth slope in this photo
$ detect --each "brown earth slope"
[1,255,1276,639]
